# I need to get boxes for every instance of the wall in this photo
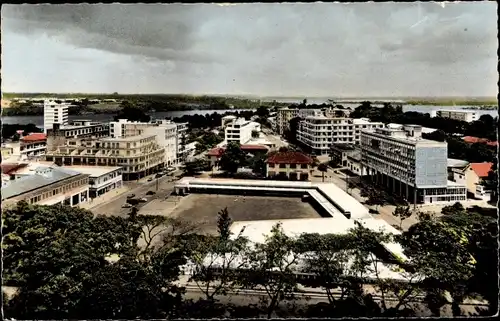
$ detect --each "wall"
[415,146,448,187]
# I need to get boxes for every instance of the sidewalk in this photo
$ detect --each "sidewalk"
[79,186,130,210]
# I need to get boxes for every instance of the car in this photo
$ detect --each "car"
[122,203,132,208]
[146,191,156,195]
[167,167,175,172]
[147,177,153,182]
[139,198,148,203]
[127,194,135,199]
[155,174,163,179]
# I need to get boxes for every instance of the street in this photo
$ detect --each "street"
[90,169,183,217]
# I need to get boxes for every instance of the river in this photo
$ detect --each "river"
[0,109,255,128]
[1,105,497,128]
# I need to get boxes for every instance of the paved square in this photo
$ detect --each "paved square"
[168,194,321,234]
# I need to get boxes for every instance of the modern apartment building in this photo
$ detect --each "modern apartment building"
[276,107,299,135]
[110,119,178,166]
[224,118,261,145]
[45,129,165,180]
[43,100,70,133]
[431,109,478,122]
[19,133,47,160]
[1,166,89,208]
[360,124,467,205]
[297,116,384,155]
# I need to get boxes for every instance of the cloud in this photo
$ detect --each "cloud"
[1,2,497,96]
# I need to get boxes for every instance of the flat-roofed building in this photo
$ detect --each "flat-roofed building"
[330,144,359,167]
[276,107,299,135]
[297,116,384,155]
[360,124,467,206]
[266,151,313,181]
[224,117,261,145]
[43,100,69,134]
[1,167,89,208]
[62,166,123,199]
[45,133,165,181]
[110,119,178,166]
[431,109,478,122]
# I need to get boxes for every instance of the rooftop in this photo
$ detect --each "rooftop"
[267,151,313,164]
[447,158,469,168]
[463,136,498,147]
[470,162,493,178]
[57,165,122,177]
[20,133,47,142]
[101,133,156,142]
[1,163,28,175]
[1,167,84,200]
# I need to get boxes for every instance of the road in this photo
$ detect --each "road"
[90,169,183,217]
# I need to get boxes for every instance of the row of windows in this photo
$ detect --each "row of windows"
[268,163,309,169]
[28,178,88,204]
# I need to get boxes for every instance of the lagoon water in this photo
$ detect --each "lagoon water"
[1,105,497,128]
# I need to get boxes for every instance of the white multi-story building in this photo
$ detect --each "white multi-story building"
[224,118,261,145]
[360,124,467,206]
[110,119,179,166]
[276,107,299,135]
[19,133,47,160]
[43,100,70,133]
[430,109,478,122]
[63,166,123,199]
[297,116,384,155]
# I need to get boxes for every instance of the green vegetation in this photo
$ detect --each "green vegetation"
[2,201,497,318]
[406,99,497,106]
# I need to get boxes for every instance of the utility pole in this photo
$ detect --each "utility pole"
[346,173,349,194]
[156,175,159,191]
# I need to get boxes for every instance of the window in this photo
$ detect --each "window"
[279,164,286,168]
[301,164,308,169]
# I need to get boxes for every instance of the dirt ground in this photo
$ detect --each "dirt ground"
[169,194,321,234]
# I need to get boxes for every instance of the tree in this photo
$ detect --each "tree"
[2,202,186,319]
[188,208,250,301]
[242,223,299,318]
[218,142,247,174]
[441,202,465,215]
[114,103,150,122]
[256,106,270,118]
[183,159,209,175]
[250,153,267,177]
[393,206,412,230]
[317,163,328,182]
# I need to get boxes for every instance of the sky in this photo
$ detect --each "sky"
[1,2,498,97]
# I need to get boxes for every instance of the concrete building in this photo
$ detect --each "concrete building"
[297,116,384,155]
[276,107,299,135]
[224,118,261,145]
[431,109,478,122]
[110,119,178,166]
[452,162,493,200]
[43,100,69,133]
[63,166,123,199]
[1,166,89,208]
[221,115,237,128]
[46,121,110,154]
[174,122,189,162]
[45,132,165,181]
[345,149,367,176]
[360,124,467,205]
[20,133,47,160]
[266,151,313,181]
[330,144,359,167]
[446,158,469,181]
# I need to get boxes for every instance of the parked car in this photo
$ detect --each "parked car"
[146,191,156,196]
[155,173,163,179]
[127,194,135,199]
[167,167,175,172]
[139,198,148,203]
[122,203,132,208]
[147,177,153,182]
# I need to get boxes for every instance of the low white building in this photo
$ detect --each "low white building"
[43,100,70,134]
[62,166,123,199]
[431,109,478,122]
[20,133,47,160]
[224,118,261,145]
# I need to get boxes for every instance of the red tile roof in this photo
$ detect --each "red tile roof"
[207,147,225,157]
[470,162,493,178]
[463,136,498,146]
[267,151,313,164]
[1,163,28,175]
[240,144,269,151]
[21,133,46,142]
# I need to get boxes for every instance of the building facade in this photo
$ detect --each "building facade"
[1,167,89,208]
[297,116,384,155]
[452,162,493,199]
[360,124,467,205]
[45,133,165,181]
[431,109,478,122]
[43,100,69,133]
[20,133,47,160]
[110,119,178,166]
[266,151,313,181]
[276,107,299,135]
[224,118,261,145]
[64,166,123,199]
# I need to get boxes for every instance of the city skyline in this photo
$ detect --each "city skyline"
[1,2,498,97]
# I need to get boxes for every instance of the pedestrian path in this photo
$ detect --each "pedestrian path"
[79,186,130,210]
